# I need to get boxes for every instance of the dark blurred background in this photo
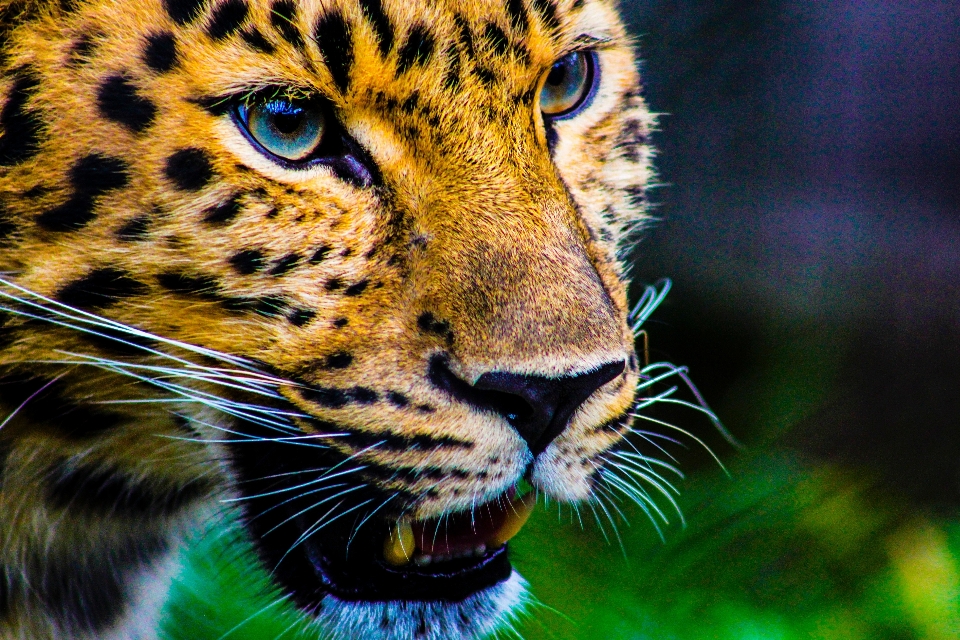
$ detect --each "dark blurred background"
[620,0,960,511]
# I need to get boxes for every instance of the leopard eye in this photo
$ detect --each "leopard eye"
[237,97,326,163]
[540,51,597,118]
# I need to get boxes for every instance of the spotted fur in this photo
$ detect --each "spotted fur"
[0,0,660,638]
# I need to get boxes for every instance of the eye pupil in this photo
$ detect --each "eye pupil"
[540,51,595,119]
[272,111,304,135]
[547,64,566,86]
[240,97,326,163]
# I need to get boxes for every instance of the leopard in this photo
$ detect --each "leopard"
[0,0,663,638]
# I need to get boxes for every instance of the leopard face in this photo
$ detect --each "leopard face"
[0,0,654,637]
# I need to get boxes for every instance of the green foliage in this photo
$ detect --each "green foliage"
[160,451,960,639]
[512,452,959,639]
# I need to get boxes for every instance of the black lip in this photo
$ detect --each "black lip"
[306,536,512,603]
[228,417,513,609]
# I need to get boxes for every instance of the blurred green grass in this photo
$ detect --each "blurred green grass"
[160,326,960,639]
[161,451,960,640]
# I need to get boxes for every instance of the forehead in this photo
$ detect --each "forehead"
[102,0,623,91]
[174,0,614,34]
[35,0,616,132]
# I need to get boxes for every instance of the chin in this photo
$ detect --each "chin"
[311,572,529,640]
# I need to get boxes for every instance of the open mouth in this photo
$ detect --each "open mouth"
[229,426,536,607]
[300,487,536,603]
[383,487,536,568]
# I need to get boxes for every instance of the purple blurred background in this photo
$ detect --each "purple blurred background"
[619,1,960,509]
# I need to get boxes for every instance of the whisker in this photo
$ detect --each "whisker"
[281,497,376,564]
[628,413,728,473]
[0,278,260,371]
[265,485,368,540]
[222,466,366,504]
[603,462,682,526]
[172,415,333,449]
[618,429,683,464]
[234,467,337,484]
[214,594,290,640]
[346,495,398,555]
[628,279,672,334]
[250,481,354,524]
[0,374,65,432]
[611,450,685,480]
[54,353,289,399]
[636,360,739,448]
[599,469,667,541]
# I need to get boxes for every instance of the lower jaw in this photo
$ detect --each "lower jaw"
[305,541,514,603]
[227,425,523,609]
[312,571,530,640]
[237,490,520,611]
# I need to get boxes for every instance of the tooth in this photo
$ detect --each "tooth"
[487,491,536,547]
[414,554,432,566]
[383,520,415,566]
[474,544,487,557]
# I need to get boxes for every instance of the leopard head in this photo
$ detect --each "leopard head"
[0,0,654,637]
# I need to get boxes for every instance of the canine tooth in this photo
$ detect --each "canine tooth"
[474,544,487,557]
[383,520,415,566]
[487,491,536,547]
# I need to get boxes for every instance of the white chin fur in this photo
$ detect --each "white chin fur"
[310,571,529,640]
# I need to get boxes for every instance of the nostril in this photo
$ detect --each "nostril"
[428,355,625,456]
[471,388,532,427]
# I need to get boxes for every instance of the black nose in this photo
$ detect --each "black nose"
[428,356,625,456]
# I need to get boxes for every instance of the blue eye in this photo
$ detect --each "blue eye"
[540,51,597,118]
[237,97,326,163]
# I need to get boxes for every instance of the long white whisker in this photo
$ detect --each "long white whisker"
[619,428,682,464]
[53,353,289,399]
[222,466,366,503]
[0,279,259,370]
[174,415,332,449]
[346,495,398,555]
[598,469,667,540]
[604,462,682,525]
[608,460,682,500]
[612,450,685,480]
[88,367,303,435]
[584,456,627,550]
[281,496,376,564]
[584,498,610,544]
[235,467,335,484]
[265,485,367,540]
[0,374,65,432]
[251,481,354,524]
[629,413,727,473]
[628,279,671,333]
[214,594,290,640]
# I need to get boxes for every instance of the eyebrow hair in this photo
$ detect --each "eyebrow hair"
[571,33,614,48]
